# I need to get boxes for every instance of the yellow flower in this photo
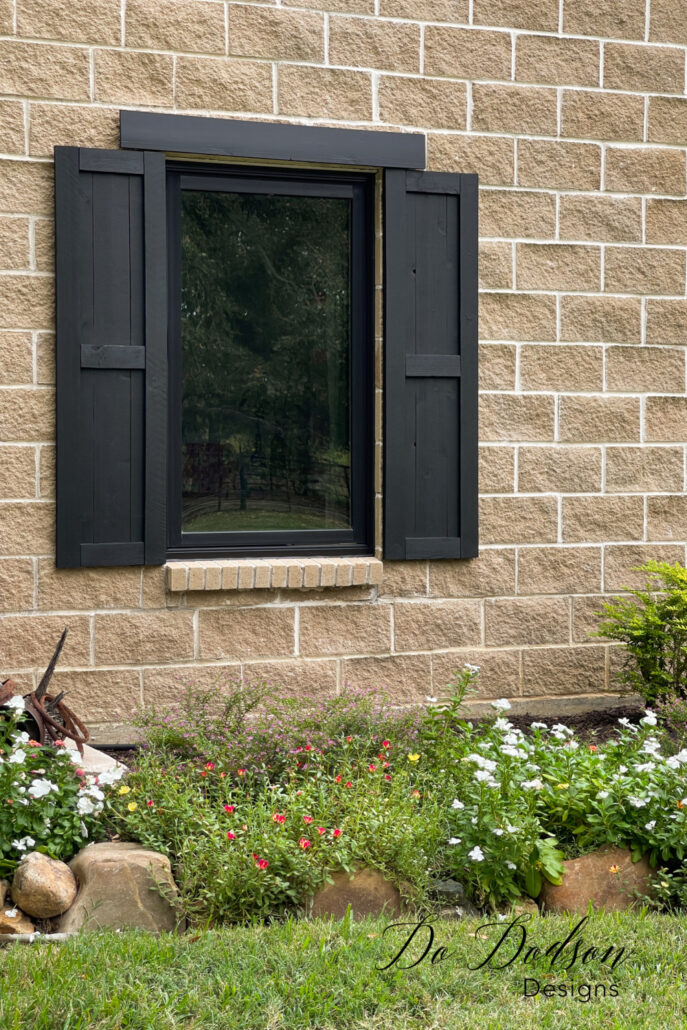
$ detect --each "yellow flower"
[127,802,138,812]
[118,785,131,795]
[407,753,420,763]
[608,864,620,874]
[556,783,569,790]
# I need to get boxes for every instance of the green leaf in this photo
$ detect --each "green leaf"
[524,865,542,898]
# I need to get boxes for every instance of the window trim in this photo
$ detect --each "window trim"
[165,160,376,561]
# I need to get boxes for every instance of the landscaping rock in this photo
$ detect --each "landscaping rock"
[309,867,404,921]
[11,852,77,918]
[56,843,184,933]
[0,905,34,936]
[64,740,128,778]
[539,846,652,914]
[433,878,468,902]
[510,897,539,919]
[0,880,9,907]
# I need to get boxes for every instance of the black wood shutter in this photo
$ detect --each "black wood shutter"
[383,170,478,560]
[55,147,167,567]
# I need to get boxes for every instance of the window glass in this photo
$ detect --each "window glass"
[180,189,352,533]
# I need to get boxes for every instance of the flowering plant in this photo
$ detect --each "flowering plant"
[0,698,122,875]
[425,684,687,907]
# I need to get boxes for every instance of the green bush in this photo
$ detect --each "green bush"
[594,560,687,704]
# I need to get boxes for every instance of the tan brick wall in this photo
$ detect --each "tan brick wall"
[0,0,685,738]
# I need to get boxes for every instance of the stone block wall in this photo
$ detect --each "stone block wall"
[1,0,686,738]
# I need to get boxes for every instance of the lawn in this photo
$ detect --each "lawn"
[2,910,687,1030]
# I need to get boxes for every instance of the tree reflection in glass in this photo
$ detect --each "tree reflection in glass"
[181,189,352,533]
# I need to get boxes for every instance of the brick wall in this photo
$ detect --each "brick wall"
[1,0,686,738]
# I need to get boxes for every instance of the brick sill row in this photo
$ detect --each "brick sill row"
[166,557,384,592]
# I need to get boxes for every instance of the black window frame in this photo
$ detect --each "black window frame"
[165,160,375,560]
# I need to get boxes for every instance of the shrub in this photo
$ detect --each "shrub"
[0,697,120,876]
[594,560,687,704]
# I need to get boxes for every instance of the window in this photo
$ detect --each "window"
[167,164,373,558]
[54,112,478,569]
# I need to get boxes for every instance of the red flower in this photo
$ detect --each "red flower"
[317,826,327,835]
[381,740,390,749]
[257,858,269,870]
[384,774,392,781]
[303,815,314,824]
[589,744,598,753]
[227,832,236,840]
[383,761,390,768]
[346,736,352,743]
[345,781,353,788]
[224,805,235,813]
[299,838,312,849]
[304,745,312,752]
[368,764,376,772]
[332,828,342,838]
[335,775,342,783]
[237,769,246,776]
[206,762,215,770]
[28,739,41,747]
[252,853,259,860]
[147,800,154,807]
[219,772,226,779]
[200,771,207,778]
[273,813,286,824]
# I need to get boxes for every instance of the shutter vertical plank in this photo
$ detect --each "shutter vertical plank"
[383,169,478,561]
[55,146,167,568]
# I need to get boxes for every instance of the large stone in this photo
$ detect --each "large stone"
[309,867,404,921]
[56,843,184,933]
[11,851,77,918]
[63,741,129,779]
[539,846,652,915]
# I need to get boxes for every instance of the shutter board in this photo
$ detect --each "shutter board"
[55,146,167,568]
[383,169,478,561]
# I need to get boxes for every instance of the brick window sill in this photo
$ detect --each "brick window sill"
[165,557,383,592]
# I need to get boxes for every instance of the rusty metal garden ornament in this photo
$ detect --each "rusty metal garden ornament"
[0,629,89,755]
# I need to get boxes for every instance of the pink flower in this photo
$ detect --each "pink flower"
[332,828,342,838]
[368,764,376,772]
[227,832,236,840]
[257,858,269,870]
[206,762,215,770]
[384,774,391,781]
[224,805,235,813]
[317,826,327,835]
[335,775,342,783]
[237,769,246,776]
[381,740,390,749]
[273,813,286,824]
[299,838,312,849]
[303,815,313,824]
[53,739,65,747]
[75,769,85,778]
[345,781,353,788]
[147,800,154,807]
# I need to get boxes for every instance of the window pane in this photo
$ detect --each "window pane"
[180,188,352,533]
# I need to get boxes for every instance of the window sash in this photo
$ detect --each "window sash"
[165,162,375,560]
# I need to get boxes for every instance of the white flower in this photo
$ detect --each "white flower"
[530,722,547,730]
[551,723,573,736]
[618,765,628,774]
[635,762,656,773]
[675,750,687,764]
[617,718,638,733]
[641,710,658,727]
[425,696,438,704]
[448,837,461,846]
[562,740,579,751]
[492,828,504,836]
[494,718,512,732]
[503,732,524,746]
[505,861,517,870]
[496,913,507,921]
[500,746,521,757]
[464,664,480,674]
[27,778,58,799]
[468,846,485,862]
[4,908,17,918]
[468,754,497,772]
[76,795,97,816]
[628,797,647,808]
[641,738,662,755]
[491,698,511,712]
[83,785,105,802]
[597,790,609,799]
[12,731,29,744]
[5,695,25,712]
[505,824,518,834]
[645,821,656,831]
[474,769,493,782]
[80,821,89,838]
[8,749,26,765]
[522,778,544,790]
[11,836,35,852]
[666,757,681,770]
[471,817,478,825]
[451,799,465,810]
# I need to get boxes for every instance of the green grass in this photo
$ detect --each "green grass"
[2,911,687,1029]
